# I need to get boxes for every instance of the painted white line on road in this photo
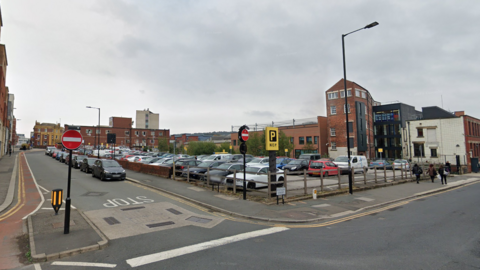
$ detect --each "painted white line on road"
[126,227,289,267]
[34,263,42,270]
[22,157,45,220]
[51,261,116,268]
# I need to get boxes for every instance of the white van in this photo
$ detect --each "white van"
[203,154,232,161]
[333,155,368,174]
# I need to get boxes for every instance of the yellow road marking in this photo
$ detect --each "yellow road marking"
[0,155,25,221]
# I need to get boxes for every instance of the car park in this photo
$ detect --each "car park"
[205,163,244,184]
[392,159,410,170]
[80,158,97,173]
[173,159,200,176]
[226,165,284,189]
[281,159,309,171]
[308,160,339,176]
[181,161,226,180]
[91,159,126,181]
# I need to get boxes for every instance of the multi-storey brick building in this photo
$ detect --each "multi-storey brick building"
[456,111,480,172]
[32,122,64,147]
[325,79,375,159]
[65,116,169,150]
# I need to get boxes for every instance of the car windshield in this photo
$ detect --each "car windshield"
[276,159,285,164]
[335,157,349,162]
[203,156,216,161]
[289,160,304,165]
[87,159,96,164]
[246,167,262,173]
[393,159,404,163]
[103,160,121,167]
[77,155,87,160]
[216,163,232,170]
[310,162,323,168]
[198,161,213,168]
[249,158,263,163]
[164,159,174,165]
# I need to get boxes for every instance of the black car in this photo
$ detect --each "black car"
[181,161,226,179]
[80,158,97,173]
[204,163,244,183]
[91,159,126,181]
[282,159,309,171]
[73,155,88,169]
[174,159,200,176]
[58,152,68,163]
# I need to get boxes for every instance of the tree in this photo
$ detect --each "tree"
[277,130,294,157]
[187,141,216,156]
[157,138,170,152]
[246,131,265,156]
[215,142,231,154]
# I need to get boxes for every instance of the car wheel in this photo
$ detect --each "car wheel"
[247,182,255,189]
[101,173,106,181]
[92,171,95,178]
[200,176,206,181]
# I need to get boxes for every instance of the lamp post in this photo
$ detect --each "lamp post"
[342,21,379,195]
[86,106,101,159]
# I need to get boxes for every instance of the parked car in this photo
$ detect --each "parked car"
[91,159,126,181]
[150,158,172,166]
[174,159,200,176]
[369,159,393,170]
[334,155,369,174]
[276,158,295,169]
[282,159,309,171]
[73,155,88,168]
[80,158,97,173]
[134,156,154,163]
[229,154,254,162]
[57,152,67,162]
[181,161,226,180]
[203,154,232,161]
[392,159,410,170]
[226,165,285,189]
[206,163,245,184]
[64,154,75,165]
[45,146,56,156]
[298,153,322,161]
[246,157,269,167]
[141,157,164,164]
[308,160,339,177]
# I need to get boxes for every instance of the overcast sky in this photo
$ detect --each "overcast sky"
[2,0,479,137]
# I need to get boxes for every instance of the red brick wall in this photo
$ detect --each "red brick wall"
[111,117,132,128]
[116,160,171,178]
[463,115,480,172]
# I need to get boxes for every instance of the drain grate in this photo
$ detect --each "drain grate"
[186,216,212,224]
[104,217,120,225]
[166,208,182,215]
[146,221,175,228]
[121,206,145,211]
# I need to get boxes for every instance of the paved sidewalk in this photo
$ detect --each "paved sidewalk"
[0,150,18,213]
[3,151,480,266]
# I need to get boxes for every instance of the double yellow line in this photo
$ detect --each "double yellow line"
[0,154,25,222]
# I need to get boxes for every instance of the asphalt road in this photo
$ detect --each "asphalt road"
[19,152,480,269]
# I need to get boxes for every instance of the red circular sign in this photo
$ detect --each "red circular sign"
[241,129,249,142]
[61,130,83,150]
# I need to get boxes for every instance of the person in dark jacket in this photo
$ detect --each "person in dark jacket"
[412,164,423,184]
[427,164,436,183]
[445,161,451,174]
[439,164,448,185]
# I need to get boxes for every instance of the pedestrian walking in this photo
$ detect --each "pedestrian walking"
[427,164,437,183]
[8,147,12,156]
[412,164,423,184]
[445,161,451,174]
[439,164,448,185]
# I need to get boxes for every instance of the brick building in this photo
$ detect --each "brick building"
[32,122,64,147]
[325,79,375,159]
[456,111,480,172]
[65,116,170,150]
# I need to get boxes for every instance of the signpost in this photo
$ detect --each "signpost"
[238,125,249,200]
[266,127,279,197]
[61,129,83,234]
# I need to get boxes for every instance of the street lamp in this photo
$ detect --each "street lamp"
[86,106,101,159]
[342,21,379,195]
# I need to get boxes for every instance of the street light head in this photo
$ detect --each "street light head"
[86,106,91,108]
[364,21,379,29]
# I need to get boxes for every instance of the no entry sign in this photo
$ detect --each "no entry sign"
[61,130,83,150]
[241,129,249,142]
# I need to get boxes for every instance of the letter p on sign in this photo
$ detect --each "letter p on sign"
[265,127,279,151]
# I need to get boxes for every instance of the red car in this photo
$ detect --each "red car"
[308,160,339,177]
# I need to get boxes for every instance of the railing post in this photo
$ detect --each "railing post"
[374,166,377,183]
[384,165,387,182]
[364,167,367,184]
[233,170,237,194]
[337,167,341,189]
[303,169,307,195]
[284,169,288,198]
[187,165,190,182]
[320,168,324,192]
[207,167,210,186]
[392,164,396,181]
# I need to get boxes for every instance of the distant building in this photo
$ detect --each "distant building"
[136,109,159,129]
[32,122,64,147]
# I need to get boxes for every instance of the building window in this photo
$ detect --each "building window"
[37,135,40,139]
[45,128,47,132]
[344,103,350,113]
[125,131,130,135]
[142,131,146,136]
[330,128,336,136]
[86,129,92,134]
[150,140,154,144]
[96,129,100,134]
[314,136,318,144]
[44,135,47,139]
[299,137,305,145]
[135,131,139,136]
[126,140,130,143]
[417,128,424,137]
[306,136,312,144]
[347,90,351,96]
[330,106,336,115]
[431,148,438,157]
[331,142,337,150]
[414,143,425,157]
[106,130,110,134]
[151,131,155,136]
[233,140,236,146]
[328,92,338,99]
[290,137,294,144]
[355,89,360,97]
[362,92,366,98]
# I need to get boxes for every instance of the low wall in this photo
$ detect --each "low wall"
[116,160,171,178]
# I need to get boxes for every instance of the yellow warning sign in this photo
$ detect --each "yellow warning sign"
[265,127,279,151]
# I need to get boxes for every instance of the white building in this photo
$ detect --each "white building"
[135,109,159,129]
